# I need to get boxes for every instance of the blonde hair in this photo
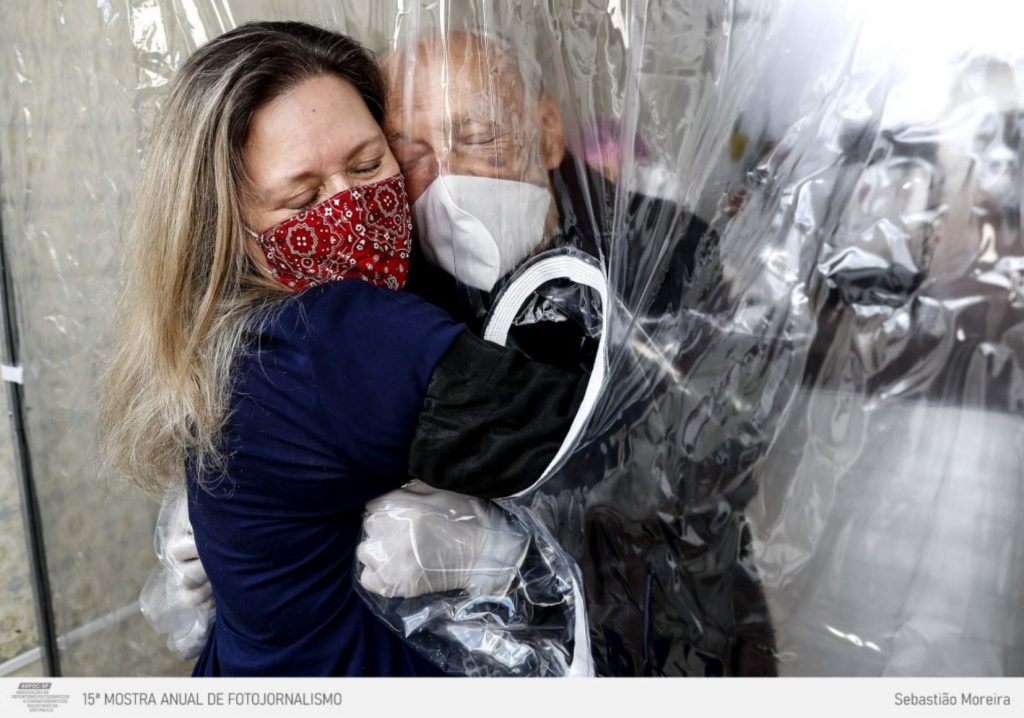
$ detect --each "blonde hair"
[99,21,387,495]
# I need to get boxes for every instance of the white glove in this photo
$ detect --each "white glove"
[139,488,215,660]
[156,493,212,607]
[356,480,530,599]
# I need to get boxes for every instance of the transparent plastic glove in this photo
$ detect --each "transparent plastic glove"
[357,480,530,598]
[139,488,215,660]
[356,486,591,676]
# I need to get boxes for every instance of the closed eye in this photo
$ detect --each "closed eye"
[463,133,497,145]
[351,159,383,175]
[286,192,319,211]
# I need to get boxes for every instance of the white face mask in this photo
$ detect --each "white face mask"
[412,174,552,291]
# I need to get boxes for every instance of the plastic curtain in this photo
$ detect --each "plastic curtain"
[2,0,1021,676]
[360,0,1024,676]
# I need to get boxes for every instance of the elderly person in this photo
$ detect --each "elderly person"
[387,31,725,341]
[378,31,776,676]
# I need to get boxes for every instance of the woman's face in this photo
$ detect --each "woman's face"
[241,74,399,234]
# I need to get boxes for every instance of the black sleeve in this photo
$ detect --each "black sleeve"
[409,331,588,499]
[655,211,730,315]
[620,191,728,315]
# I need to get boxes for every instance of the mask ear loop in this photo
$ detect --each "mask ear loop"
[240,225,281,285]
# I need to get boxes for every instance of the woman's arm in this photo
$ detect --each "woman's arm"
[304,280,586,498]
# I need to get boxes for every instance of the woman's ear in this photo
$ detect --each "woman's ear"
[538,94,566,171]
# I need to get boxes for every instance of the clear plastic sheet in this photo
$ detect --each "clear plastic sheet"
[357,0,1024,676]
[139,490,215,661]
[356,480,590,676]
[2,0,1022,677]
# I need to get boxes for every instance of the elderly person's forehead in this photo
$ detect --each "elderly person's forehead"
[383,32,529,104]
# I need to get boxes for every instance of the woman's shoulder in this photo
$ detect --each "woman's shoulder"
[285,279,464,362]
[258,280,449,337]
[303,278,438,315]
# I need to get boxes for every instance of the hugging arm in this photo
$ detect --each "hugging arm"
[146,329,588,661]
[409,330,588,499]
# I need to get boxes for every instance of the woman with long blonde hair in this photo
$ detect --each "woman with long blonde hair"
[100,20,584,676]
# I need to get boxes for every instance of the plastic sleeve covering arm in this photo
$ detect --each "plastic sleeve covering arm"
[408,330,589,500]
[139,489,216,660]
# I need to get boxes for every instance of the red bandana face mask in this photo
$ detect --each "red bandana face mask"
[253,173,413,292]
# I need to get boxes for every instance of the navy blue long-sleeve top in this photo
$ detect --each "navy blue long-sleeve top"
[187,279,463,676]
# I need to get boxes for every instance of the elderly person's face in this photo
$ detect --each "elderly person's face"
[383,34,565,204]
[241,74,400,234]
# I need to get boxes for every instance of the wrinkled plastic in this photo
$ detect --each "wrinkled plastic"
[356,0,1024,677]
[356,481,591,676]
[357,481,531,599]
[356,249,606,677]
[139,490,215,661]
[4,0,1022,677]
